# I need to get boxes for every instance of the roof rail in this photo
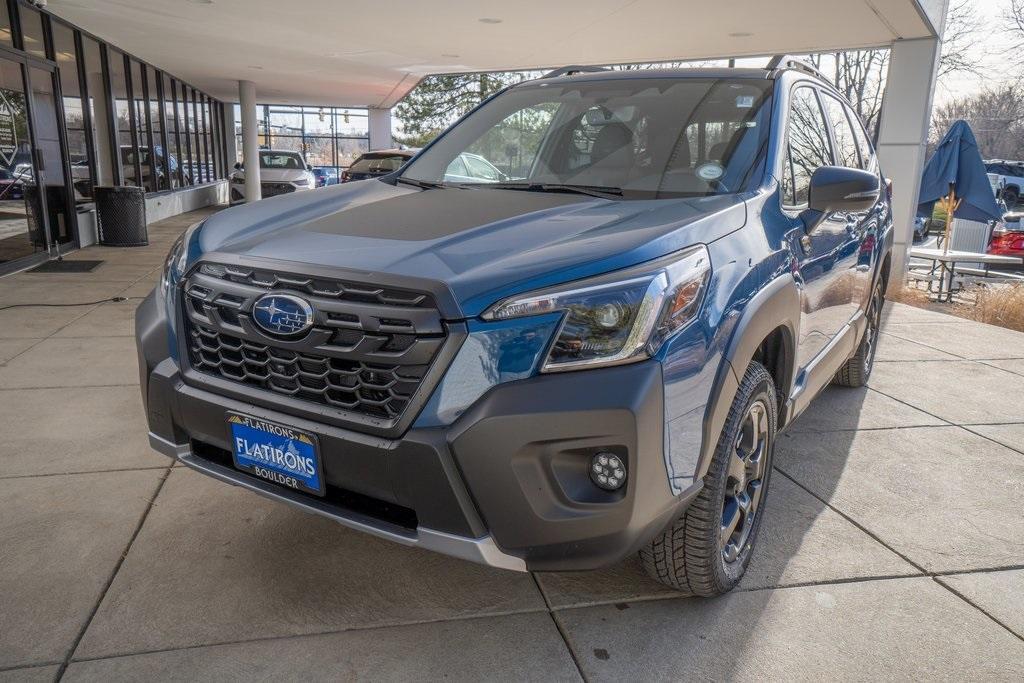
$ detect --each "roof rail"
[542,65,608,79]
[766,54,830,82]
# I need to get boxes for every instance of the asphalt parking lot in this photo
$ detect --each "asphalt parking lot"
[1,208,1023,681]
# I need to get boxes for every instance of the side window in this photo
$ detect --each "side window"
[783,86,833,206]
[821,94,859,169]
[846,105,875,171]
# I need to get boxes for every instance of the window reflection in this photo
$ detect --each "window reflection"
[783,87,833,206]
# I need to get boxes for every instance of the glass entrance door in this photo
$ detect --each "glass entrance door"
[0,54,74,271]
[0,56,44,266]
[27,66,72,249]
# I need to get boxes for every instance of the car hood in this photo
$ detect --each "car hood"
[195,179,747,317]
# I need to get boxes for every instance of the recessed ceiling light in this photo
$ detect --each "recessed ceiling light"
[442,53,460,58]
[478,17,502,24]
[186,0,214,4]
[728,31,753,37]
[247,65,263,70]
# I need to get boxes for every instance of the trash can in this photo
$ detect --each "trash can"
[95,186,148,247]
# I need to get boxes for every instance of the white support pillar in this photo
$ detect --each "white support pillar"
[222,103,238,169]
[238,80,261,202]
[368,108,393,150]
[87,70,114,186]
[875,9,947,280]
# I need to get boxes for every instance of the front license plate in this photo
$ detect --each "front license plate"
[228,413,325,497]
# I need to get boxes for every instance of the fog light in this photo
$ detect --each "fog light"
[590,452,626,491]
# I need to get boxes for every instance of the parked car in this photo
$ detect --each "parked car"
[312,167,339,187]
[340,149,416,182]
[0,167,26,200]
[140,62,891,596]
[989,213,1024,258]
[984,160,1024,206]
[229,150,316,204]
[444,152,507,183]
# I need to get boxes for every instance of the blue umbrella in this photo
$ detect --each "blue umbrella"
[917,120,1001,224]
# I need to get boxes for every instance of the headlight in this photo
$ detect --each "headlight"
[159,222,201,295]
[483,245,711,372]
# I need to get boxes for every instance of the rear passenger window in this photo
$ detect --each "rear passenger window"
[821,94,859,169]
[782,86,833,207]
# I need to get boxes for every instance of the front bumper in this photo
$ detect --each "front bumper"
[137,291,698,572]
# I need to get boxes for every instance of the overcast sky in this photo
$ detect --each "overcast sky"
[936,0,1007,103]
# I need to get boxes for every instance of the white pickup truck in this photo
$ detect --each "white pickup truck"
[984,160,1024,205]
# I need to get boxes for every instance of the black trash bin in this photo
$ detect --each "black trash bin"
[95,185,148,246]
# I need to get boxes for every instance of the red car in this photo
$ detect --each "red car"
[989,216,1024,258]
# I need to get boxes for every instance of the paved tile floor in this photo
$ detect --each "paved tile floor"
[1,207,1023,681]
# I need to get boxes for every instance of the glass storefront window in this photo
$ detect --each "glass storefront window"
[18,5,46,60]
[338,138,369,167]
[107,49,136,185]
[335,109,368,137]
[144,65,166,191]
[52,22,93,205]
[161,73,182,188]
[130,60,154,192]
[0,2,12,49]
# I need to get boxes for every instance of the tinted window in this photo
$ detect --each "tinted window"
[820,94,859,169]
[783,87,833,206]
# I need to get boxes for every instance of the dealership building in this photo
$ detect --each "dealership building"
[0,0,948,277]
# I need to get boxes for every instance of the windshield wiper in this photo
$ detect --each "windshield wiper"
[396,176,444,190]
[477,182,623,199]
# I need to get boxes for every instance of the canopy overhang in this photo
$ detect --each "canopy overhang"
[48,0,943,107]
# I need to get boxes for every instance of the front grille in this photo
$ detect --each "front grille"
[182,263,447,423]
[261,182,296,197]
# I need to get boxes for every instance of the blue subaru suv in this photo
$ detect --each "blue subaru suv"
[137,60,891,596]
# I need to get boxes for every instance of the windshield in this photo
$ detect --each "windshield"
[400,76,774,199]
[259,151,305,169]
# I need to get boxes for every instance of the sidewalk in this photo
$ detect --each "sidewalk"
[1,207,1022,681]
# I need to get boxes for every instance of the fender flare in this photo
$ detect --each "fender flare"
[695,273,801,480]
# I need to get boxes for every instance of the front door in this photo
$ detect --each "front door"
[782,85,856,371]
[0,53,73,273]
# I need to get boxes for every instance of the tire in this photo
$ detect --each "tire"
[640,361,777,596]
[834,280,884,387]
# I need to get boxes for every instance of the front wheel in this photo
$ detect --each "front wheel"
[834,280,884,387]
[640,361,777,596]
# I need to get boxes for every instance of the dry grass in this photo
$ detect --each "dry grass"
[892,280,1024,332]
[956,283,1024,332]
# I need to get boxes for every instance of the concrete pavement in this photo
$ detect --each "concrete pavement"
[1,207,1022,681]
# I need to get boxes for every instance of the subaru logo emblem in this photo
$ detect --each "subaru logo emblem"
[252,294,314,337]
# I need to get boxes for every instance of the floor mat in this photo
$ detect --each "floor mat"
[26,259,104,273]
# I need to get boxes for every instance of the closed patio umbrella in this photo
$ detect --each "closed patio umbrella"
[917,120,1002,253]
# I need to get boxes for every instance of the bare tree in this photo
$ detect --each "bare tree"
[930,86,1024,159]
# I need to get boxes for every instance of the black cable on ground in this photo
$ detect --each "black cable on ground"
[0,296,128,311]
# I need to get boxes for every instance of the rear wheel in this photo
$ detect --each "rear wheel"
[834,280,884,387]
[640,361,777,596]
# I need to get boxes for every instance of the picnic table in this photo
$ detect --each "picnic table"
[908,247,1024,301]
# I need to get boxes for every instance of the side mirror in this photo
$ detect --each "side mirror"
[802,166,880,232]
[233,162,242,171]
